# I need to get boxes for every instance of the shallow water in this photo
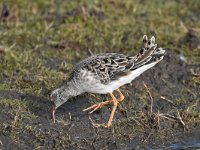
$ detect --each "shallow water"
[166,142,200,150]
[162,129,200,150]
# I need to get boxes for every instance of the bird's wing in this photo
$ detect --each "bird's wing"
[71,35,165,84]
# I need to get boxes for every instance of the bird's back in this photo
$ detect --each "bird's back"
[70,36,165,86]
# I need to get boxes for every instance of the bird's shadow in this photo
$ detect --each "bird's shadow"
[0,90,90,121]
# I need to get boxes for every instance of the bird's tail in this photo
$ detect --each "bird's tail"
[131,35,165,70]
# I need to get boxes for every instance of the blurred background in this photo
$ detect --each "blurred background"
[0,0,200,149]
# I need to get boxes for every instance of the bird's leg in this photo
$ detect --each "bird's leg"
[83,99,112,114]
[116,89,124,102]
[105,92,118,128]
[83,90,124,127]
[83,89,125,114]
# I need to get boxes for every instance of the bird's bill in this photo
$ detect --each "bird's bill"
[52,106,56,123]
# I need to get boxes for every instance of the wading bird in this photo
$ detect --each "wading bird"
[50,35,165,128]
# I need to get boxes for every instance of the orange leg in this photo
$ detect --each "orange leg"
[83,99,112,114]
[116,89,124,102]
[105,92,118,128]
[83,89,125,128]
[83,89,124,114]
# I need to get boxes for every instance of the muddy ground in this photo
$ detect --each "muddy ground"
[0,0,200,149]
[0,51,200,149]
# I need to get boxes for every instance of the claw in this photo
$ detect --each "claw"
[89,103,101,114]
[83,103,99,112]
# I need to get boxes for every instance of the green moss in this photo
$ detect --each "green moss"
[0,98,30,108]
[175,98,186,106]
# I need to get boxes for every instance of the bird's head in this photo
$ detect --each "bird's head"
[50,82,82,122]
[50,82,83,122]
[50,86,74,122]
[50,84,78,110]
[50,87,68,110]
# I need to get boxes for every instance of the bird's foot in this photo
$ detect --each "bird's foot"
[83,100,112,114]
[92,97,118,128]
[84,90,124,128]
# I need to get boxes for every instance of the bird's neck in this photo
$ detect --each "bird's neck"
[63,80,82,97]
